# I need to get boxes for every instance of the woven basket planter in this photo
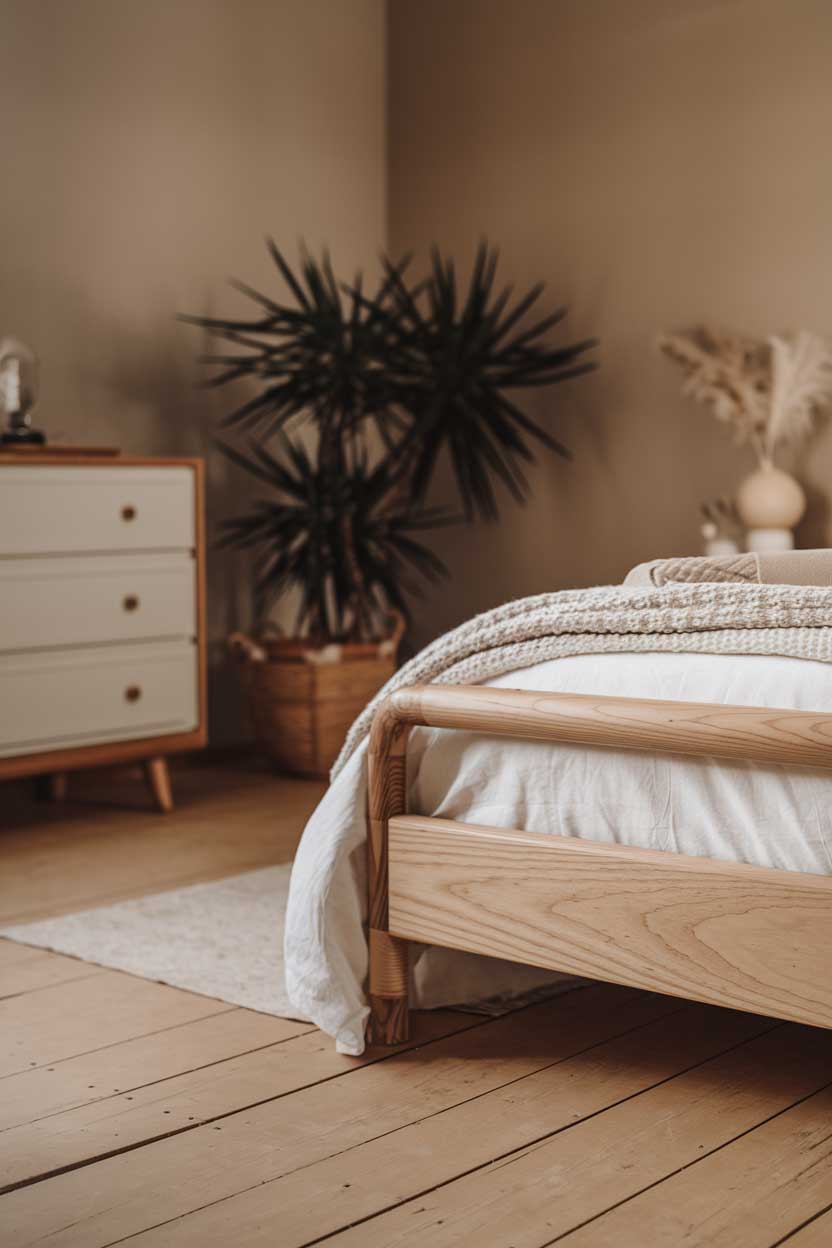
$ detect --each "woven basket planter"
[230,618,403,779]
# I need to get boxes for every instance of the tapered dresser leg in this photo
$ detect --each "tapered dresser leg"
[144,756,173,814]
[37,772,69,802]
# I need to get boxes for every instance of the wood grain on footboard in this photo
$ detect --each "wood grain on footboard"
[388,815,832,1028]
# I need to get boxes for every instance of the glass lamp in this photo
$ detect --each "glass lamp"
[0,338,44,444]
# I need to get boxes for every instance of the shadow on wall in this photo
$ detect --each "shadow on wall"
[104,314,255,746]
[106,321,254,743]
[16,276,256,747]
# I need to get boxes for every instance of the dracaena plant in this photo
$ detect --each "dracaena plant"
[183,242,596,644]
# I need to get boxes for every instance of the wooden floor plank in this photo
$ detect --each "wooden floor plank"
[0,947,105,999]
[0,1007,472,1192]
[0,940,49,970]
[7,766,829,1248]
[0,765,324,923]
[0,972,231,1077]
[322,1022,832,1248]
[559,1081,832,1248]
[0,985,677,1248]
[779,1207,832,1246]
[119,1001,775,1248]
[0,990,763,1248]
[0,1005,309,1133]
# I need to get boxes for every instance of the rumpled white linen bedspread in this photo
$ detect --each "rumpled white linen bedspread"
[285,651,832,1054]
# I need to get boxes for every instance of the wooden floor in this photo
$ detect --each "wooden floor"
[2,762,832,1246]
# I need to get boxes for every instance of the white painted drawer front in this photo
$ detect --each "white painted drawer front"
[0,466,195,555]
[0,642,198,757]
[0,554,195,651]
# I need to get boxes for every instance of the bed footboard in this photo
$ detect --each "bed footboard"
[366,685,832,1045]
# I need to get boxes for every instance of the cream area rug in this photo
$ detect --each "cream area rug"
[0,865,308,1021]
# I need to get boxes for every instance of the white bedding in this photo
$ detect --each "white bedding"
[285,652,832,1054]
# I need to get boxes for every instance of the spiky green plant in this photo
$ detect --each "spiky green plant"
[377,246,596,519]
[217,437,451,641]
[183,243,404,446]
[183,241,596,642]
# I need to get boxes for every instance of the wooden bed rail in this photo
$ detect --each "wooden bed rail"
[366,684,832,1044]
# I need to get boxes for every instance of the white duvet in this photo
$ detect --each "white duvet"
[285,651,832,1054]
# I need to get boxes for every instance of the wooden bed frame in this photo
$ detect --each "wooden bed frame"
[367,684,832,1045]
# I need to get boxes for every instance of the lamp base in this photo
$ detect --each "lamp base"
[1,427,46,445]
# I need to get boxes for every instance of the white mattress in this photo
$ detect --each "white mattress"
[285,652,832,1054]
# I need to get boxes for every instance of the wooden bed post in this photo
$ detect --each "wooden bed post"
[366,693,416,1045]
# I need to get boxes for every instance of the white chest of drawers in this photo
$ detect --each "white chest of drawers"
[0,455,206,811]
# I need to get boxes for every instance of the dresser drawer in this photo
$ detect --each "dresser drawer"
[0,642,198,758]
[0,466,195,555]
[0,554,196,651]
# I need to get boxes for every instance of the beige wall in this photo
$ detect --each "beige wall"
[389,0,832,648]
[5,0,832,730]
[1,0,386,740]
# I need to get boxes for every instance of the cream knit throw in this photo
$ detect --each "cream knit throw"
[331,582,832,779]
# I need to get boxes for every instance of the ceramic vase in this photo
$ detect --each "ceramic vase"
[735,463,806,552]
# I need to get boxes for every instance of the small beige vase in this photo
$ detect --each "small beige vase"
[735,463,806,552]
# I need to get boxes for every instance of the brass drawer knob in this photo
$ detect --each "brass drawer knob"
[125,685,142,703]
[123,594,140,612]
[121,504,137,522]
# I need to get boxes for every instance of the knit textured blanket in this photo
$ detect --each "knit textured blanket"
[626,549,832,588]
[331,582,832,779]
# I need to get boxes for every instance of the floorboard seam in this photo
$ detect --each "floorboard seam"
[537,1074,832,1247]
[769,1195,832,1247]
[0,969,107,1002]
[0,989,655,1193]
[282,1002,691,1186]
[291,1021,785,1248]
[0,1005,240,1083]
[93,1007,760,1248]
[0,1012,495,1196]
[0,1027,320,1135]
